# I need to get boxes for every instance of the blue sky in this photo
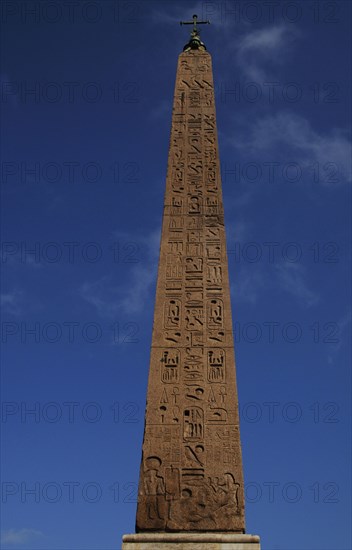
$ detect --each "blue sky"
[1,1,351,549]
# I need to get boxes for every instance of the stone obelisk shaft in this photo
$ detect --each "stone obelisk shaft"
[136,48,245,533]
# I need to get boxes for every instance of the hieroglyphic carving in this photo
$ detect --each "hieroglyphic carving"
[183,407,204,441]
[171,196,183,215]
[206,265,222,287]
[164,330,182,345]
[205,197,219,216]
[206,226,220,240]
[166,255,182,279]
[206,242,221,261]
[185,306,204,331]
[189,180,203,196]
[168,240,183,254]
[185,444,205,467]
[171,162,185,194]
[185,289,203,304]
[206,407,227,422]
[188,195,202,214]
[185,384,205,402]
[179,58,192,73]
[207,349,225,383]
[186,241,203,256]
[160,388,168,404]
[185,256,203,274]
[208,329,226,344]
[185,331,204,348]
[136,48,245,533]
[161,350,180,383]
[183,347,204,381]
[187,216,203,230]
[207,298,224,328]
[164,298,181,329]
[187,155,203,177]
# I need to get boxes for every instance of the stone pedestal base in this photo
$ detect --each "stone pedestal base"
[122,533,261,550]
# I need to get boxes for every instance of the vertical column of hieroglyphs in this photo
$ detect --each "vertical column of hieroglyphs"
[136,49,245,532]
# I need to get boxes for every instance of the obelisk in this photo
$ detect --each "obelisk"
[122,16,260,549]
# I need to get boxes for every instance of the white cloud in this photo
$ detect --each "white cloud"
[236,25,298,81]
[1,528,44,545]
[231,112,352,184]
[238,26,287,53]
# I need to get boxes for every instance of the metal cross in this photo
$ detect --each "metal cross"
[180,14,210,33]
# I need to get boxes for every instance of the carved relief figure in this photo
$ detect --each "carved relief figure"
[143,456,166,526]
[165,466,181,520]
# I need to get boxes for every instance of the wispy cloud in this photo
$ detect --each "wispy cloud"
[327,310,351,364]
[149,9,181,25]
[149,3,205,26]
[232,261,319,308]
[275,262,319,307]
[223,187,256,211]
[231,267,265,305]
[231,112,352,184]
[79,230,160,318]
[236,25,299,80]
[148,99,172,121]
[0,290,24,316]
[79,265,156,318]
[1,528,44,545]
[226,219,250,245]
